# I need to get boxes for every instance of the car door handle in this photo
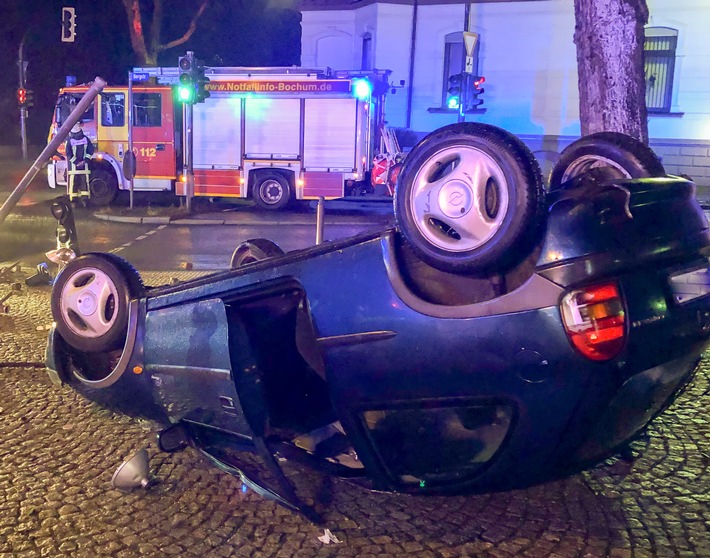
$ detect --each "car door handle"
[155,144,165,151]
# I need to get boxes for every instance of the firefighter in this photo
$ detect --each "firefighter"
[65,122,94,204]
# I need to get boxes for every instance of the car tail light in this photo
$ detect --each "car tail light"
[560,282,626,361]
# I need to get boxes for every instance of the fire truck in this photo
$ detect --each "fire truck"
[47,66,400,208]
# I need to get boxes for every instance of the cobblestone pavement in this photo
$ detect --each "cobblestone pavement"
[1,270,709,558]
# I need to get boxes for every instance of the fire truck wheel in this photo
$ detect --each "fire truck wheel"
[252,173,291,211]
[548,132,665,190]
[394,123,544,274]
[89,168,118,206]
[51,253,143,353]
[230,238,285,268]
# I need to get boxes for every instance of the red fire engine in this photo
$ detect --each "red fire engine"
[47,67,400,208]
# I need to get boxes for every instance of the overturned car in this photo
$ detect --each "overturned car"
[46,124,710,520]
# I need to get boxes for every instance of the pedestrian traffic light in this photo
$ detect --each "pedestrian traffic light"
[178,53,195,104]
[194,58,211,104]
[447,73,464,110]
[17,88,27,106]
[465,75,486,112]
[61,7,76,43]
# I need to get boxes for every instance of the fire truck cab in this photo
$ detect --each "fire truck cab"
[47,67,394,209]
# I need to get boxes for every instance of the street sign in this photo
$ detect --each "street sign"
[465,56,474,74]
[132,72,150,82]
[463,32,478,57]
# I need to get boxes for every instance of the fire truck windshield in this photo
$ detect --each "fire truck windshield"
[56,93,94,127]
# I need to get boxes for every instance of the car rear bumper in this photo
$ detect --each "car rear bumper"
[572,351,700,463]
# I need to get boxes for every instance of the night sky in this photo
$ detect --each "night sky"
[0,0,301,146]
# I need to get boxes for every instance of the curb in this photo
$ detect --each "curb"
[94,214,170,225]
[94,213,393,227]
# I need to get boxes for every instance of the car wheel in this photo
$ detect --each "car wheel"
[252,173,291,211]
[230,238,285,268]
[89,168,118,206]
[394,123,544,273]
[548,132,665,190]
[51,253,143,353]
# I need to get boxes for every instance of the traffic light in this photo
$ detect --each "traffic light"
[25,89,34,108]
[178,53,195,103]
[465,75,486,112]
[61,7,76,43]
[17,88,27,106]
[446,73,464,110]
[194,58,210,104]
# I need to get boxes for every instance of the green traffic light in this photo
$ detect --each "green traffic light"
[447,96,460,109]
[178,86,194,103]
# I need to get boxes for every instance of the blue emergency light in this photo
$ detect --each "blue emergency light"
[352,78,373,100]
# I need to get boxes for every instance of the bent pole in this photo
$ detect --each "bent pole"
[0,77,107,226]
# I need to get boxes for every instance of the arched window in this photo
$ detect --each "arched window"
[361,32,373,70]
[644,27,678,113]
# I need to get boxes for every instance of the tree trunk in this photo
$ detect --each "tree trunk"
[122,0,208,67]
[573,0,649,143]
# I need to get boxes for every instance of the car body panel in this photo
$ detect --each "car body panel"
[46,175,710,517]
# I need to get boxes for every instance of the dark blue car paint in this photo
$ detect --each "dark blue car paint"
[46,175,710,510]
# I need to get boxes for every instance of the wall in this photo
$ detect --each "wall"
[300,0,710,187]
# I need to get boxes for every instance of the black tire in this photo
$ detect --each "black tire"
[252,173,291,211]
[548,132,665,191]
[89,168,118,206]
[394,123,544,273]
[51,253,143,353]
[230,238,285,268]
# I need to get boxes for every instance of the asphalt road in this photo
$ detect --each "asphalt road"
[0,163,394,272]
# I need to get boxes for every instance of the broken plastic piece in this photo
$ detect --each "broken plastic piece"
[317,529,341,545]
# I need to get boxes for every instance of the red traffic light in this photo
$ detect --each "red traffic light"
[473,76,485,89]
[17,88,27,105]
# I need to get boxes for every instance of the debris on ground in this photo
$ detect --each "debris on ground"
[317,529,341,545]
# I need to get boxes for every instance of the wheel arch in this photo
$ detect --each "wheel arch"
[89,154,125,190]
[247,167,296,198]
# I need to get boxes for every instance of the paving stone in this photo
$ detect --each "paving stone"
[1,273,709,557]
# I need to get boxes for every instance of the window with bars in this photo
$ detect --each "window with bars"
[644,27,678,113]
[361,33,373,70]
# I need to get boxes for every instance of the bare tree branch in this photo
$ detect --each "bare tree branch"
[121,0,209,66]
[158,1,209,53]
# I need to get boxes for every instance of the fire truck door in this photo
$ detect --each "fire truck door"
[97,92,128,166]
[131,90,176,189]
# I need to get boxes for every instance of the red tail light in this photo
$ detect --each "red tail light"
[560,282,626,361]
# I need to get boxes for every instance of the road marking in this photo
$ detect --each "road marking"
[110,224,165,254]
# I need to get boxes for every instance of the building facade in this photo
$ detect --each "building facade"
[299,0,710,189]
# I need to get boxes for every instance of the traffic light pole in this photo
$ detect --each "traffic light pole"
[458,2,472,123]
[183,102,194,213]
[18,33,28,159]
